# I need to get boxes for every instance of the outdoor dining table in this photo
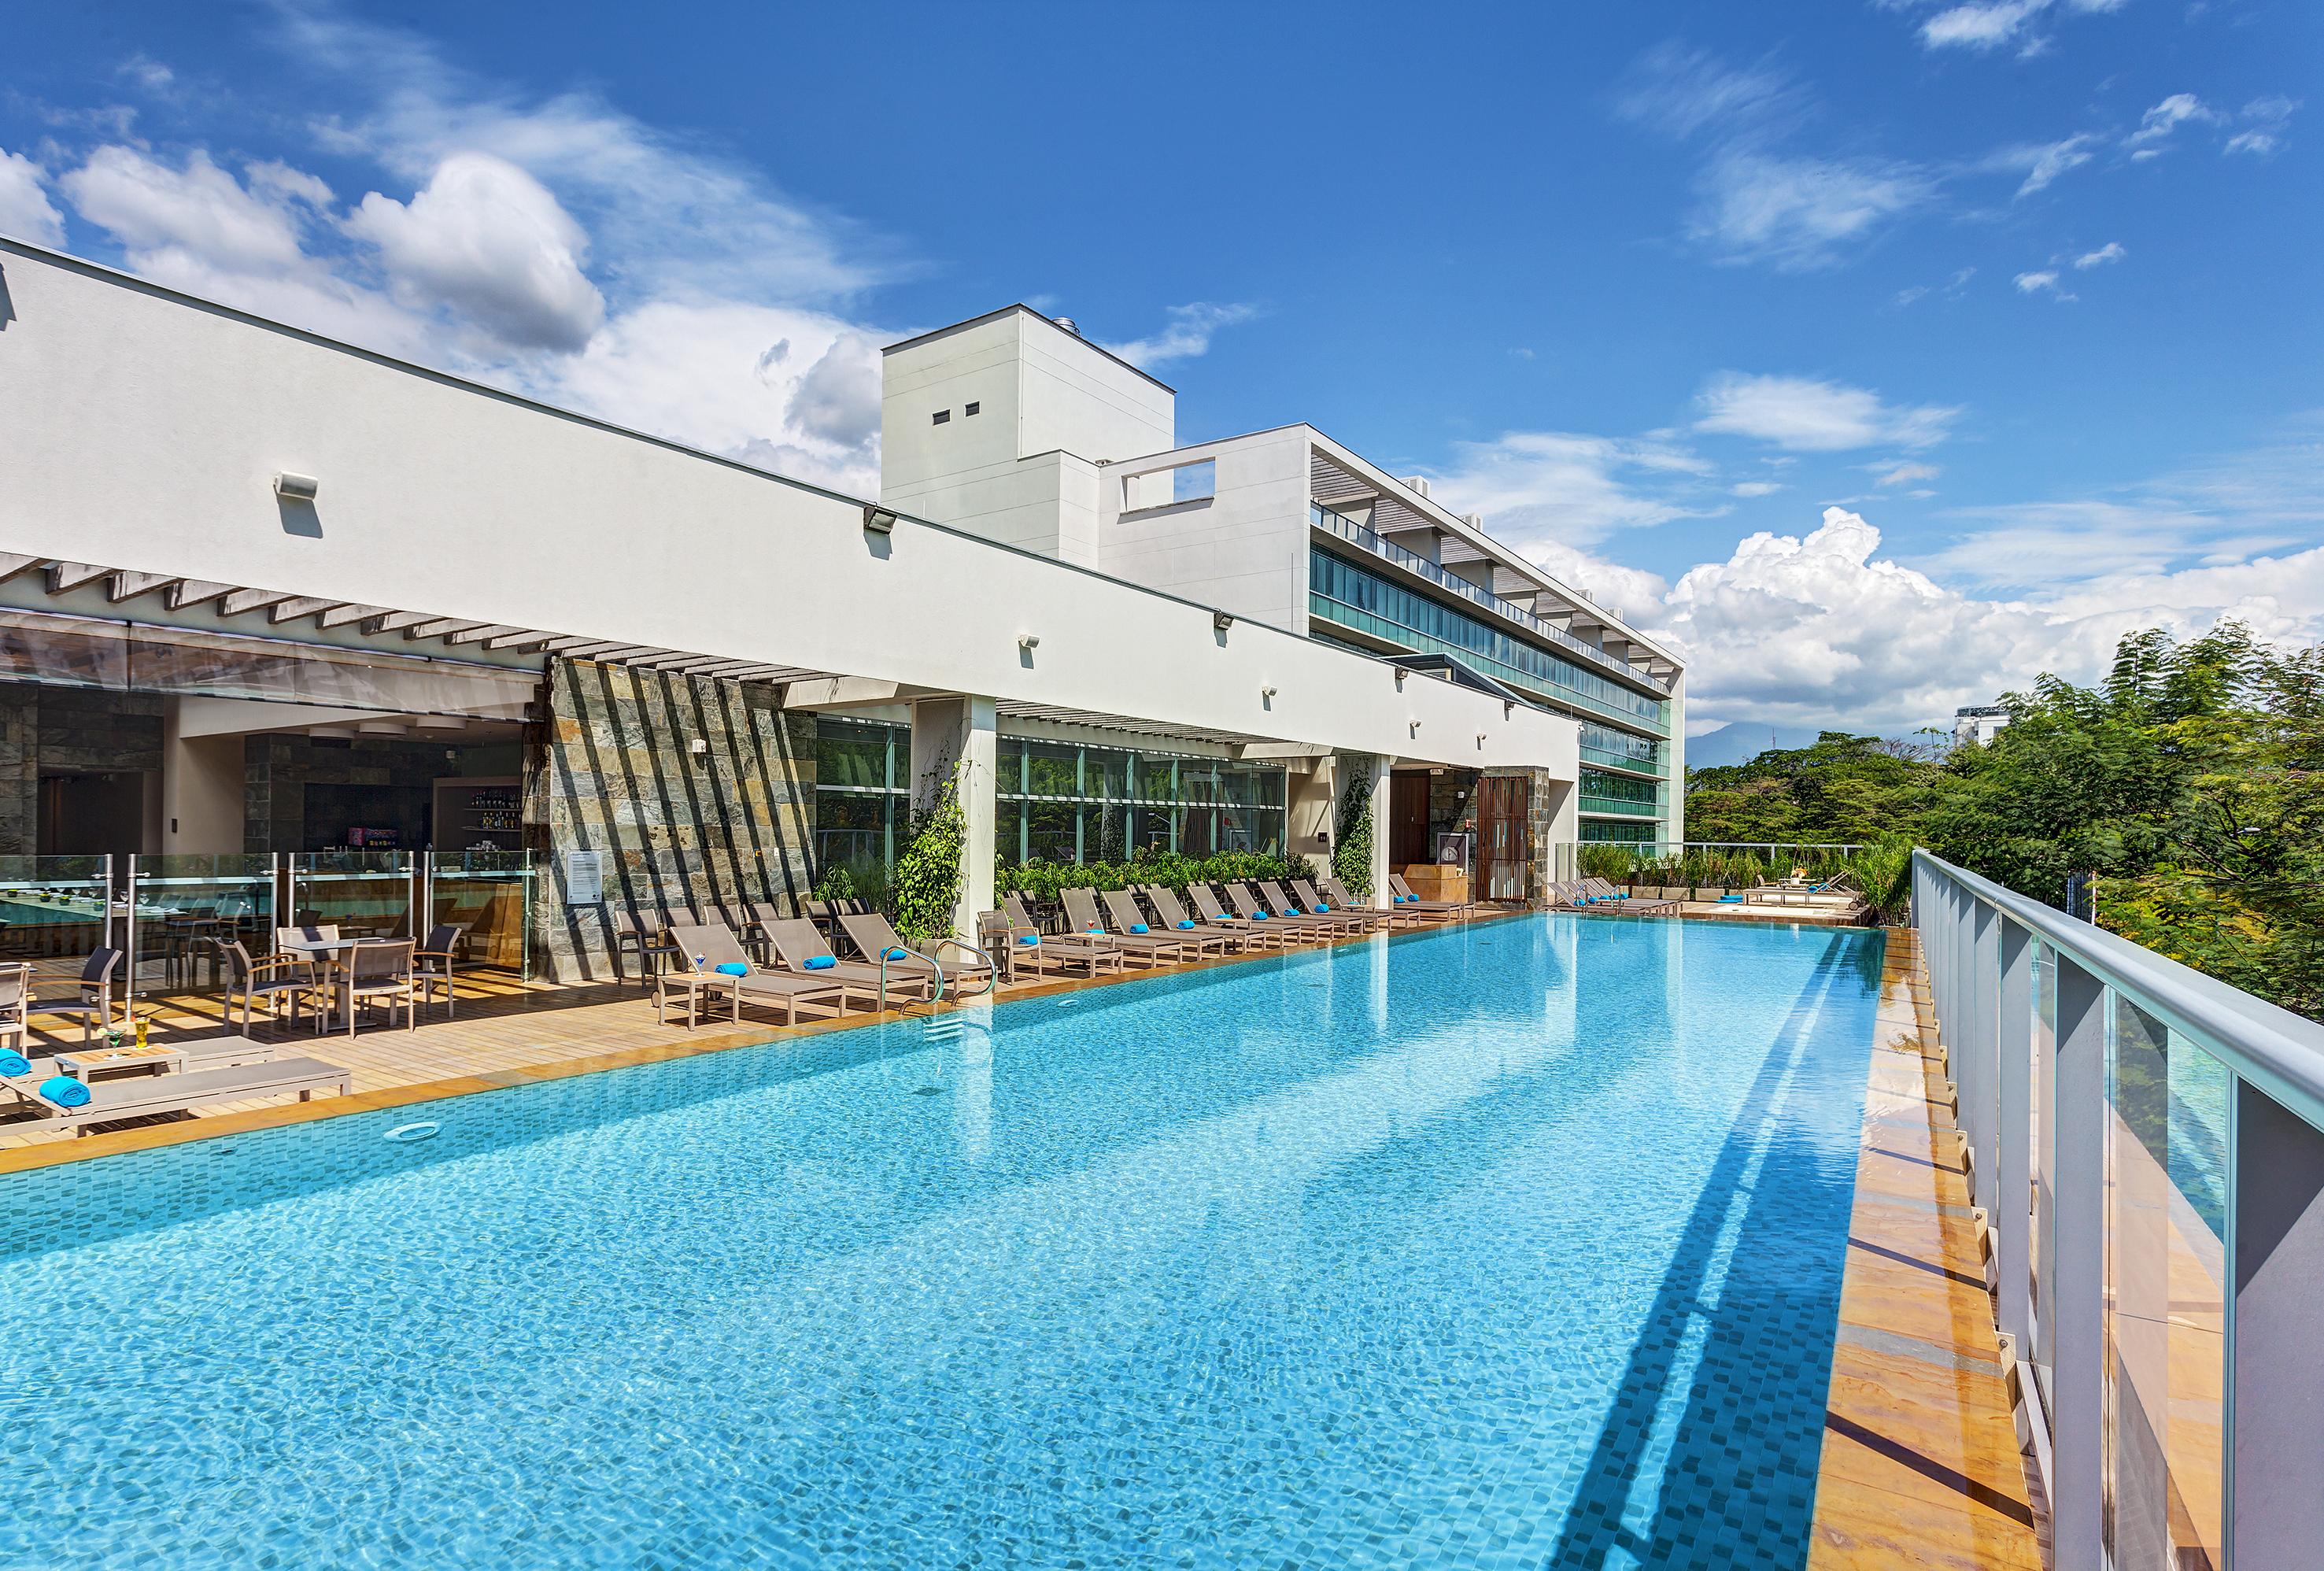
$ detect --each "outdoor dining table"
[275,937,375,1030]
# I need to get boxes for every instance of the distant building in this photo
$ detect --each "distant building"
[1953,706,2011,748]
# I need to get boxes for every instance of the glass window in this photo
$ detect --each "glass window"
[1309,548,1669,733]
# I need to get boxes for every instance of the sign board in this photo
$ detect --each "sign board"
[564,849,605,905]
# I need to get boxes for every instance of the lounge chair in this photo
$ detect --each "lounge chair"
[1259,880,1370,935]
[835,911,996,996]
[1184,884,1297,949]
[1058,889,1188,967]
[1580,878,1680,914]
[1222,883,1335,939]
[1292,878,1390,931]
[1101,889,1233,959]
[1,1054,353,1137]
[998,893,1125,978]
[759,919,935,1005]
[1386,872,1470,918]
[0,961,28,1051]
[662,922,858,1024]
[1138,886,1259,953]
[1317,874,1431,930]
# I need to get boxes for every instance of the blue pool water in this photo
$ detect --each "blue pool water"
[0,915,1883,1569]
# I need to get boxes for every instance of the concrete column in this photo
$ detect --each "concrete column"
[1286,760,1334,864]
[909,695,996,940]
[161,697,246,856]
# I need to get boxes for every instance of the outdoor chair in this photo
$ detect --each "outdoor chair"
[413,924,463,1017]
[0,961,28,1051]
[834,911,996,996]
[1223,883,1334,938]
[1184,885,1297,949]
[2,1055,353,1138]
[608,907,674,989]
[331,939,417,1037]
[760,919,935,1005]
[1259,881,1369,935]
[661,922,858,1026]
[1291,878,1390,931]
[1136,886,1258,953]
[29,948,123,1043]
[1056,888,1188,967]
[1101,889,1232,958]
[997,893,1126,979]
[220,940,323,1035]
[1386,873,1471,917]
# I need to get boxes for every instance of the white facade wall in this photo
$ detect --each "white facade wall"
[0,243,1576,778]
[1097,427,1315,634]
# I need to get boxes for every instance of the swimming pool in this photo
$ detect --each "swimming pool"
[0,915,1882,1569]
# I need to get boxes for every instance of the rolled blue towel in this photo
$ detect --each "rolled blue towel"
[803,955,837,970]
[0,1049,30,1078]
[39,1075,91,1110]
[884,947,908,962]
[1129,923,1148,933]
[1315,903,1330,911]
[1176,921,1195,930]
[1016,933,1042,947]
[714,962,751,976]
[1718,895,1744,904]
[1251,911,1268,920]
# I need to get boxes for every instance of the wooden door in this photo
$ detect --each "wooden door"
[1388,774,1432,868]
[1476,774,1530,903]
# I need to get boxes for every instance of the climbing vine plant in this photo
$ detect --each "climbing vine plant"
[891,763,968,944]
[1332,756,1376,899]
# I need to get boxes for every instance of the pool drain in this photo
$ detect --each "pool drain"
[383,1122,442,1144]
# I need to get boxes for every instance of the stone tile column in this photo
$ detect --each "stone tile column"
[1362,752,1391,907]
[907,695,996,940]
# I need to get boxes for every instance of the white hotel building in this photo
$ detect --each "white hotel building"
[0,243,1682,978]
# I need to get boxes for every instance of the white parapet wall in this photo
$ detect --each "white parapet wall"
[0,242,1578,780]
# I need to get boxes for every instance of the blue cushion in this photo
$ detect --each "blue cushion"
[1315,903,1330,911]
[1017,933,1042,947]
[40,1075,90,1110]
[1251,912,1268,920]
[1129,922,1148,933]
[1176,920,1195,930]
[1086,926,1105,935]
[885,947,908,962]
[714,962,751,976]
[0,1049,29,1078]
[1718,895,1744,904]
[803,955,837,970]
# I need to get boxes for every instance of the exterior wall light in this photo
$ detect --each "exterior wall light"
[1476,732,1488,747]
[1212,610,1235,631]
[688,738,708,756]
[862,505,899,534]
[275,471,320,501]
[1393,669,1407,689]
[1018,634,1040,651]
[1261,686,1278,700]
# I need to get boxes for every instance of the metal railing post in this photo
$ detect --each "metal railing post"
[2230,1079,2324,1565]
[1995,916,2034,1354]
[123,853,139,1010]
[1967,899,1999,1211]
[2050,952,2107,1564]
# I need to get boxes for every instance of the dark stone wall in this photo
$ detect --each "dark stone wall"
[0,683,164,856]
[530,660,816,983]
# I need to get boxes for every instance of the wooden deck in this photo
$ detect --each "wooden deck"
[1806,928,2046,1569]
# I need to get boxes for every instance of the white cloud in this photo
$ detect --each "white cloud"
[1420,430,1720,550]
[1919,0,2049,50]
[1993,132,2103,196]
[1614,46,1932,271]
[1100,302,1260,368]
[1730,481,1786,497]
[345,152,605,351]
[1872,461,1942,486]
[2226,131,2278,156]
[1694,372,1961,451]
[0,147,66,246]
[785,331,882,454]
[1690,151,1935,271]
[2073,241,2125,268]
[2014,269,2075,300]
[2126,93,2217,151]
[62,146,309,275]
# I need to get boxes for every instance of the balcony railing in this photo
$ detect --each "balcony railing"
[1309,504,1671,696]
[1913,848,2324,1566]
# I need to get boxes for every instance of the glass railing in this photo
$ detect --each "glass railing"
[0,856,116,959]
[129,855,276,998]
[1310,504,1671,695]
[1909,848,2324,1568]
[1576,797,1661,818]
[431,850,536,975]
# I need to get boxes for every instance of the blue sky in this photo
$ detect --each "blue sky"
[3,0,2316,754]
